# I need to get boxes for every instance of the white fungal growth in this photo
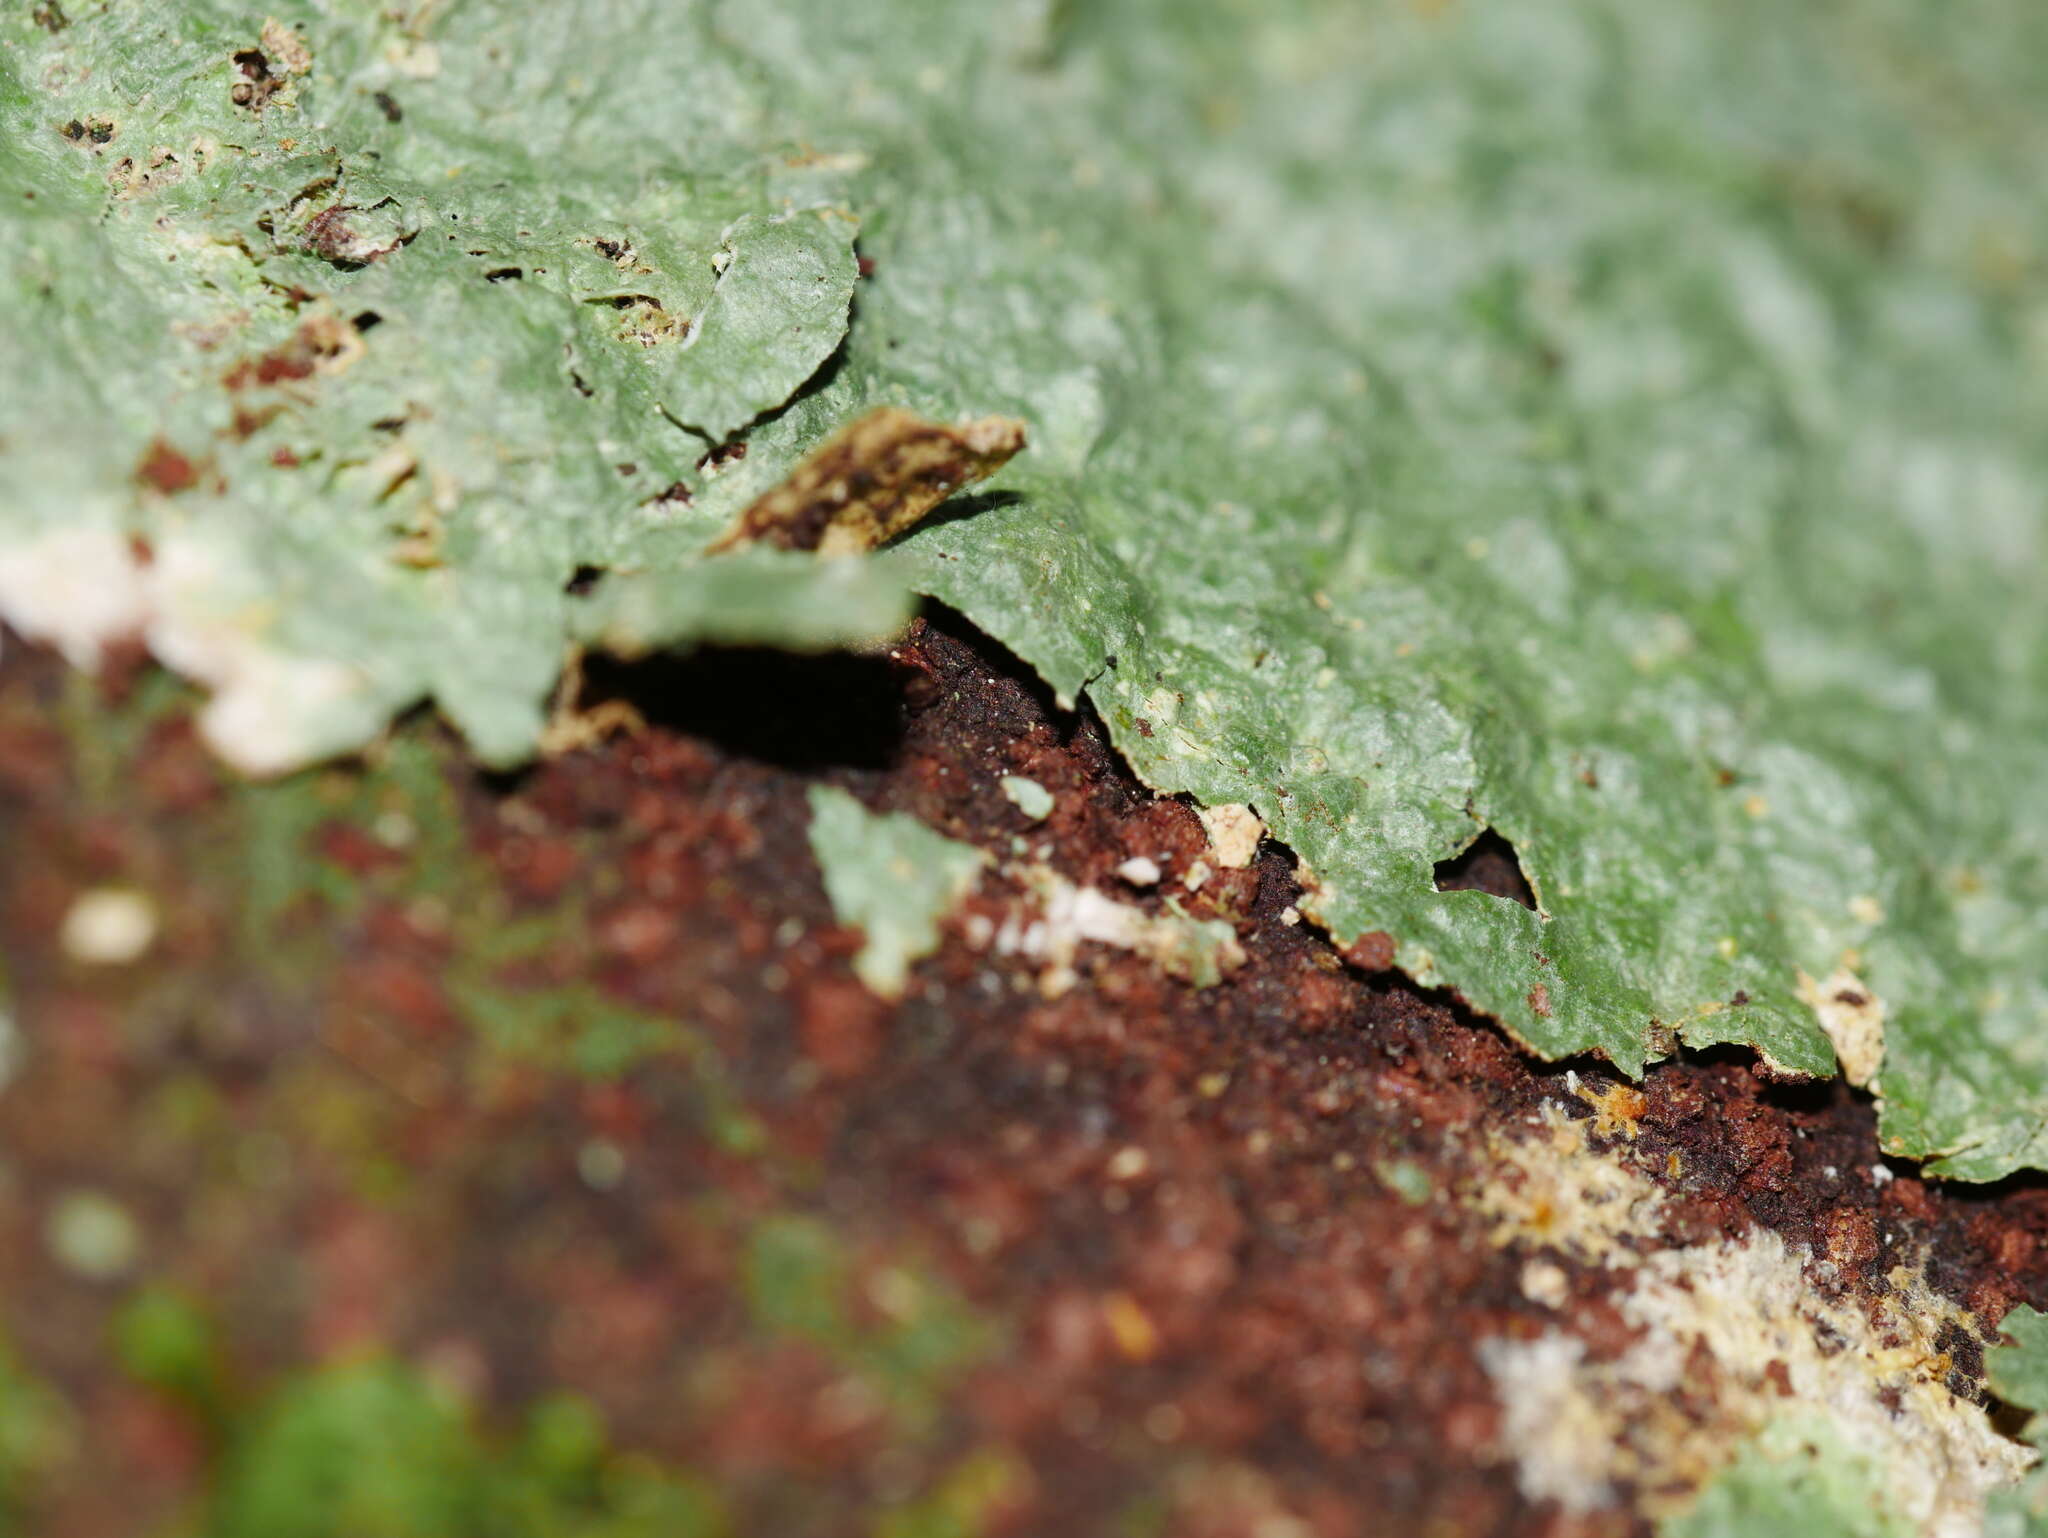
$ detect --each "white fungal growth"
[994,865,1245,995]
[1473,1104,2029,1532]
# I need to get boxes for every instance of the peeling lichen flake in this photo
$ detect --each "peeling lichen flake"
[806,786,987,1000]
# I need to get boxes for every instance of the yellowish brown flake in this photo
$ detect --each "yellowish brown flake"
[260,17,312,76]
[1103,1292,1160,1362]
[1574,1079,1648,1141]
[709,407,1026,557]
[1796,965,1886,1088]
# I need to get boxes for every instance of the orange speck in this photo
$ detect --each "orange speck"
[1102,1292,1159,1362]
[1574,1080,1648,1141]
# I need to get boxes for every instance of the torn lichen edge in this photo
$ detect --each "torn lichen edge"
[0,534,1862,1121]
[1031,654,1873,1113]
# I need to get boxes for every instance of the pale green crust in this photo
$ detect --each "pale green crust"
[8,1,2048,1174]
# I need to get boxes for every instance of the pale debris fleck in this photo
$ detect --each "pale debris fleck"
[996,865,1245,995]
[1116,856,1161,887]
[47,1190,141,1281]
[1105,1146,1150,1180]
[708,407,1027,557]
[1182,858,1213,892]
[1520,1258,1571,1309]
[1796,965,1886,1088]
[1197,803,1264,868]
[259,16,312,75]
[999,775,1055,821]
[60,888,158,965]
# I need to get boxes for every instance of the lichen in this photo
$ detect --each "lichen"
[805,786,989,999]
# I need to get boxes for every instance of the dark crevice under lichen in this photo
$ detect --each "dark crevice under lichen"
[3,611,2047,1536]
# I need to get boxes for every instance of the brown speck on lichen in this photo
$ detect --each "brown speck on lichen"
[222,312,365,391]
[59,116,116,148]
[605,295,683,347]
[1528,982,1553,1018]
[708,406,1026,557]
[301,204,406,265]
[136,439,200,494]
[584,235,647,272]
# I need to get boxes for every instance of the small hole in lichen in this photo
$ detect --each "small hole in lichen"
[484,267,523,283]
[1433,828,1537,911]
[352,310,383,333]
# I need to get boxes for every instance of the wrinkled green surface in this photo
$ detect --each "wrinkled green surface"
[1985,1306,2048,1535]
[0,0,870,769]
[1663,1417,1910,1538]
[1990,1306,2048,1420]
[806,786,986,999]
[8,0,2048,1173]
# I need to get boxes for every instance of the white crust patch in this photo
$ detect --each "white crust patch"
[978,865,1246,996]
[0,528,385,776]
[0,527,150,670]
[1474,1106,2028,1531]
